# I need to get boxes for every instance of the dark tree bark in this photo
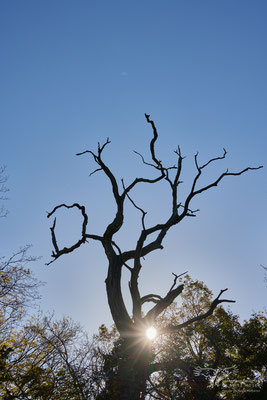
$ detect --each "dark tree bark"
[47,114,262,399]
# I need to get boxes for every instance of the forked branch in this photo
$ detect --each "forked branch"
[160,288,235,334]
[144,272,187,324]
[47,115,262,338]
[189,148,262,205]
[121,179,147,230]
[121,142,262,265]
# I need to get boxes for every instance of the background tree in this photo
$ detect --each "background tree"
[0,170,45,397]
[0,165,99,399]
[0,167,40,337]
[0,166,8,218]
[92,276,267,400]
[148,275,267,399]
[0,246,40,336]
[260,265,267,287]
[0,314,97,399]
[47,114,262,399]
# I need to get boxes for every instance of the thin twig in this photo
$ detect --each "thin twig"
[121,179,147,230]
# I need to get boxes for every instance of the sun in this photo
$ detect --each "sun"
[146,327,157,340]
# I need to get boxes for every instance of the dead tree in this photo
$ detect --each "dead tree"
[47,114,262,400]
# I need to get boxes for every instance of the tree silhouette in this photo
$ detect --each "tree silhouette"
[47,114,262,399]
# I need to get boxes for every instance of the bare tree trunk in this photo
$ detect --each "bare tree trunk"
[109,338,150,400]
[105,257,133,335]
[105,257,150,399]
[97,335,151,400]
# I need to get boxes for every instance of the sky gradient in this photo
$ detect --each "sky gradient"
[0,0,266,335]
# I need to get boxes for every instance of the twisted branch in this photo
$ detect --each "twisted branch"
[160,288,235,334]
[47,114,262,338]
[46,203,103,265]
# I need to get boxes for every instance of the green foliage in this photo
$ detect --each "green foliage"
[148,276,267,399]
[84,276,267,399]
[1,247,266,400]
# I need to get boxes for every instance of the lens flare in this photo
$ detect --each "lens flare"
[146,327,157,340]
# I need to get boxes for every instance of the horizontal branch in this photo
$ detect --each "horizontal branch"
[193,166,263,197]
[121,173,165,199]
[187,152,263,211]
[141,294,163,305]
[159,288,235,334]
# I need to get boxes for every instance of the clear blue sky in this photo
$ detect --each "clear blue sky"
[0,0,266,335]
